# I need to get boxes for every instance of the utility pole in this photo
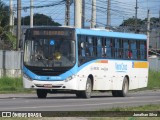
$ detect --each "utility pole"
[30,0,34,28]
[9,0,14,34]
[82,0,85,28]
[135,0,138,33]
[74,0,82,28]
[158,10,160,49]
[65,0,70,26]
[9,0,13,27]
[107,0,111,29]
[17,0,21,50]
[91,0,96,28]
[147,9,150,59]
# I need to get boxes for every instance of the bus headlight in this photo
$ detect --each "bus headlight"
[23,74,32,81]
[65,75,76,82]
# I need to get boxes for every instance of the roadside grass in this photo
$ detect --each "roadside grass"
[0,77,33,93]
[90,117,160,120]
[101,104,160,111]
[147,70,160,89]
[89,104,160,120]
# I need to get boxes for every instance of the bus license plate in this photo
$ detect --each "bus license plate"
[44,84,52,88]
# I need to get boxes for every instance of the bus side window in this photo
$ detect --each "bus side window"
[106,38,111,58]
[93,37,97,57]
[102,38,106,57]
[78,35,82,57]
[140,41,146,60]
[111,38,115,58]
[123,39,128,59]
[81,42,86,57]
[130,40,136,59]
[87,36,93,56]
[97,37,102,57]
[118,39,123,59]
[115,38,119,58]
[78,35,86,57]
[144,41,147,59]
[136,41,140,59]
[78,35,87,66]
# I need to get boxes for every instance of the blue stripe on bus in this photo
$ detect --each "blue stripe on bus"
[76,29,147,40]
[23,64,78,81]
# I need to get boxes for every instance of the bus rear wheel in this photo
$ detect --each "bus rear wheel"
[120,77,129,97]
[36,89,47,98]
[112,77,129,97]
[76,92,83,98]
[112,90,119,97]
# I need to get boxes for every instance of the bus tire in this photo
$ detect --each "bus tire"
[112,90,119,97]
[81,78,92,99]
[119,77,129,97]
[37,89,47,98]
[75,92,83,98]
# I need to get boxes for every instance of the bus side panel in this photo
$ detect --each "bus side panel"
[110,60,130,90]
[91,62,112,90]
[129,61,148,90]
[138,69,148,88]
[77,60,148,91]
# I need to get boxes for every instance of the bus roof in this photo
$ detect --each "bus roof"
[26,27,147,40]
[75,28,147,40]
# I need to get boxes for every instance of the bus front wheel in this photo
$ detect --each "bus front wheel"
[76,78,92,99]
[36,89,47,98]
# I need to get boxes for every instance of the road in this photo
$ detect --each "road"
[0,90,160,111]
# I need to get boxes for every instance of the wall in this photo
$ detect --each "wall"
[0,50,23,77]
[148,56,160,72]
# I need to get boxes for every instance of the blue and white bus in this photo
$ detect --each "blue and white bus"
[23,27,148,98]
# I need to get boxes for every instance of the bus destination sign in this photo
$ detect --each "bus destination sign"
[33,30,70,36]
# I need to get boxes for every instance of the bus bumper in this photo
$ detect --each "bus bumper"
[23,75,79,90]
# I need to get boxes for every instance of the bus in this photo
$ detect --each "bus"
[23,27,148,99]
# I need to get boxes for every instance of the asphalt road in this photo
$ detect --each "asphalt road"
[0,90,160,111]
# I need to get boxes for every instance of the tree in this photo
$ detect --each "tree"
[0,0,16,50]
[120,17,160,28]
[15,13,61,26]
[120,18,144,27]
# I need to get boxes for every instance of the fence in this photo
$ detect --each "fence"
[0,50,23,77]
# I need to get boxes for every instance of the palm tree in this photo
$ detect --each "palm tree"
[0,0,16,50]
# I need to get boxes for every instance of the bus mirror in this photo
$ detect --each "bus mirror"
[19,39,23,49]
[81,42,85,49]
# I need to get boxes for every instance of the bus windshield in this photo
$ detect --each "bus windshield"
[24,38,76,67]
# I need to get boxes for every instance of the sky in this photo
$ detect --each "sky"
[2,0,160,27]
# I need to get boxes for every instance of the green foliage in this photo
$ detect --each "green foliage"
[0,0,16,50]
[0,0,10,27]
[147,71,160,89]
[0,77,23,91]
[108,104,160,111]
[120,17,160,28]
[15,13,61,26]
[120,18,144,27]
[0,77,33,93]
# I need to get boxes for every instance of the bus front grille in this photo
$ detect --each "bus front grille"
[32,70,66,76]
